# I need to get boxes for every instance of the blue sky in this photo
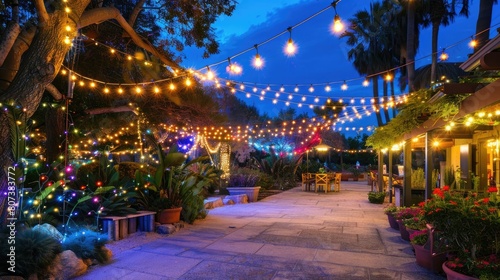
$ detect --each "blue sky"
[182,0,500,135]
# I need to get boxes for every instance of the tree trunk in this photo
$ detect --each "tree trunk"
[45,107,66,164]
[430,21,440,85]
[406,0,416,93]
[390,80,396,119]
[372,76,384,126]
[474,0,494,52]
[383,80,390,124]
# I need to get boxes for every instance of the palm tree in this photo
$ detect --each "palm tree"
[420,0,470,84]
[474,0,498,52]
[341,0,402,126]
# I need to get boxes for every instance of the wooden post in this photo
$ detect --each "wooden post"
[425,132,434,199]
[404,140,412,206]
[378,150,384,192]
[388,149,393,203]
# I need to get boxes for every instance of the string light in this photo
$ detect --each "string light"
[331,0,344,34]
[185,77,192,86]
[226,58,242,75]
[206,66,215,80]
[469,37,478,48]
[308,84,314,93]
[324,84,331,92]
[362,79,370,87]
[440,49,449,61]
[341,81,348,91]
[284,27,298,56]
[384,73,392,82]
[252,45,264,69]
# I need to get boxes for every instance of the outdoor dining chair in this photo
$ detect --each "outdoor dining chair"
[333,173,342,192]
[315,173,329,193]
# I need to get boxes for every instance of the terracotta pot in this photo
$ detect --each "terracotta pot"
[386,213,399,230]
[442,262,479,280]
[413,244,447,273]
[397,219,410,241]
[157,207,182,224]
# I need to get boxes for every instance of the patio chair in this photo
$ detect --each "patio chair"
[333,173,342,192]
[315,173,329,193]
[302,173,313,191]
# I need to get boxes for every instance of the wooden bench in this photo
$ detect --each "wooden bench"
[100,211,156,241]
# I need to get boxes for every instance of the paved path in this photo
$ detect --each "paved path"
[77,181,445,280]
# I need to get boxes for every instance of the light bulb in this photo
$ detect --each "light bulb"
[308,85,314,92]
[325,85,331,92]
[169,83,175,90]
[206,70,214,80]
[469,39,477,48]
[185,78,192,86]
[341,82,348,91]
[332,15,344,34]
[253,54,264,69]
[284,39,297,56]
[362,79,370,87]
[280,85,285,92]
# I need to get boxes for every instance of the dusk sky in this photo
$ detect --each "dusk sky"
[182,0,500,135]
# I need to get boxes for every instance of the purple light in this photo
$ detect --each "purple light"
[93,197,99,203]
[66,166,72,173]
[71,193,76,197]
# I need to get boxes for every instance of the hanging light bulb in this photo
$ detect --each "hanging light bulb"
[253,86,258,93]
[252,44,265,69]
[185,77,192,86]
[301,96,306,102]
[288,94,293,100]
[280,85,285,92]
[284,27,297,56]
[385,73,393,82]
[341,81,348,91]
[314,97,320,103]
[239,84,245,90]
[325,84,331,92]
[362,78,370,87]
[246,93,251,98]
[118,85,123,94]
[154,85,160,94]
[272,99,278,104]
[135,85,142,94]
[169,82,176,91]
[226,57,242,75]
[440,49,449,61]
[206,66,215,80]
[275,92,280,98]
[294,85,299,92]
[469,37,478,48]
[331,1,344,34]
[266,85,271,91]
[103,85,109,94]
[308,84,314,93]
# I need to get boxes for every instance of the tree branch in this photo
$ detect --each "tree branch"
[0,22,21,66]
[34,0,49,24]
[85,106,139,115]
[45,83,64,101]
[79,7,180,70]
[128,0,147,27]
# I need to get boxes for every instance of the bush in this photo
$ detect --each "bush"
[0,228,62,278]
[62,229,110,263]
[368,191,386,204]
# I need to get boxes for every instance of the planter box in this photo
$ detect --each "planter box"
[227,186,261,202]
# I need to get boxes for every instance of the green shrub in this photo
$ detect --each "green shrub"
[368,191,386,204]
[62,229,110,263]
[0,228,62,278]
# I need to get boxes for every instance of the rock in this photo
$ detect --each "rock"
[224,194,248,204]
[32,223,63,242]
[83,258,92,266]
[44,253,62,280]
[100,246,113,263]
[204,197,224,209]
[222,198,235,205]
[0,276,26,280]
[59,250,87,279]
[156,224,177,234]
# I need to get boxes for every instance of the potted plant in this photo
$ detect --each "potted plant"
[367,191,386,204]
[136,142,187,224]
[227,167,261,202]
[384,204,399,230]
[422,186,500,279]
[410,226,447,273]
[394,207,422,241]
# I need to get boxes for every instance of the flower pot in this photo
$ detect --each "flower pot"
[442,262,479,280]
[157,207,182,224]
[397,219,410,241]
[386,213,399,230]
[227,186,261,202]
[413,244,447,273]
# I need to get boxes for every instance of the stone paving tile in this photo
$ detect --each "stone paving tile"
[250,233,324,249]
[205,239,265,254]
[255,244,317,261]
[230,254,298,271]
[118,271,174,280]
[130,241,189,255]
[262,227,303,236]
[177,248,238,262]
[294,261,369,279]
[109,251,202,278]
[76,266,138,280]
[178,260,276,280]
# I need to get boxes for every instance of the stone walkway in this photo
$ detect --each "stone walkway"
[76,181,445,280]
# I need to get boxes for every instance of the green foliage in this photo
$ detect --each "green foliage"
[0,228,62,278]
[250,156,298,190]
[367,191,386,204]
[443,166,456,188]
[411,168,425,189]
[62,229,110,263]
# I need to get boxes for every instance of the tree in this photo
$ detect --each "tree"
[0,0,236,224]
[340,0,401,126]
[474,0,498,52]
[420,0,470,83]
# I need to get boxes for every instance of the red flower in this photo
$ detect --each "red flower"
[483,198,490,203]
[488,186,498,193]
[418,201,426,207]
[449,200,457,205]
[433,188,444,198]
[442,185,450,191]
